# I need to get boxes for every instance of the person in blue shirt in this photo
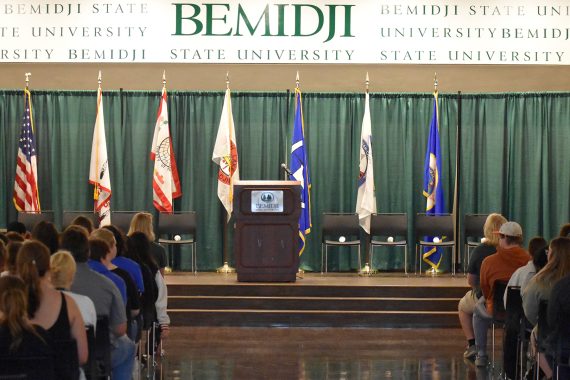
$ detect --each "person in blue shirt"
[88,238,127,305]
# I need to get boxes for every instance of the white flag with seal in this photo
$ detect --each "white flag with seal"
[355,92,377,234]
[212,88,240,220]
[89,85,112,226]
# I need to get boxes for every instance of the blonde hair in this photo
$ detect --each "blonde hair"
[91,228,116,247]
[483,213,508,246]
[534,237,570,290]
[49,250,76,290]
[128,212,155,241]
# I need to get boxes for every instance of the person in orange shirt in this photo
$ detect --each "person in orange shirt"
[472,221,530,367]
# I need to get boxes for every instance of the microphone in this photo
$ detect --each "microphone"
[280,163,293,176]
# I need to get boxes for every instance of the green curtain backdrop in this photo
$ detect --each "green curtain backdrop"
[1,90,569,272]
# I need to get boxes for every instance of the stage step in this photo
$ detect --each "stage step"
[167,283,468,328]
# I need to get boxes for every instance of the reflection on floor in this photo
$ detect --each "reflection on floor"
[149,327,504,380]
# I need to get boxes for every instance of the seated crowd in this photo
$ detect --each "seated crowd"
[459,215,570,379]
[0,212,169,380]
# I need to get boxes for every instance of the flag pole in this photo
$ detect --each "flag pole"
[294,72,305,278]
[359,72,375,276]
[217,71,236,274]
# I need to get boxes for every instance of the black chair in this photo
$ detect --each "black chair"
[157,212,198,274]
[463,214,488,272]
[369,213,408,274]
[505,285,524,379]
[536,300,551,380]
[321,213,361,273]
[93,316,112,379]
[83,326,97,380]
[554,331,570,380]
[491,280,508,369]
[17,211,54,232]
[53,339,79,380]
[414,213,456,275]
[62,211,99,230]
[0,355,55,380]
[110,211,139,234]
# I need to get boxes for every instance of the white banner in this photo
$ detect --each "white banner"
[1,0,568,64]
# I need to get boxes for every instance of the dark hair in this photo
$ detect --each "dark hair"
[0,276,42,352]
[60,225,90,263]
[31,221,59,254]
[16,240,51,319]
[71,216,94,234]
[88,238,110,262]
[528,236,548,272]
[7,221,26,235]
[6,241,23,274]
[559,223,570,238]
[502,234,523,246]
[5,231,25,243]
[127,232,158,274]
[103,225,127,257]
[0,241,6,271]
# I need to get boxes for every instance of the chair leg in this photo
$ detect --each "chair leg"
[404,245,408,275]
[452,247,456,276]
[321,244,324,274]
[491,323,495,368]
[192,243,197,275]
[357,246,361,272]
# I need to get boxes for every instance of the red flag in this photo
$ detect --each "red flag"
[150,87,181,212]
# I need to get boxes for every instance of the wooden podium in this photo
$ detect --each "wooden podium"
[233,180,301,282]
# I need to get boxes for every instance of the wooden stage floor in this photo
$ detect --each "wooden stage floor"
[165,272,468,287]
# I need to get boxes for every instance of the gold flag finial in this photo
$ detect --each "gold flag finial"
[434,72,438,92]
[24,73,31,89]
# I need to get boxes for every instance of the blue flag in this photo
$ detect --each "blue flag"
[422,92,445,269]
[289,88,311,255]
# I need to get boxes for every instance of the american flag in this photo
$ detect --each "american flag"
[13,88,40,212]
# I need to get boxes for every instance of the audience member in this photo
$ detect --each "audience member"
[91,229,140,338]
[5,231,25,243]
[17,240,88,370]
[60,225,135,380]
[71,216,95,235]
[473,221,530,367]
[128,212,167,276]
[504,236,548,307]
[0,276,53,359]
[458,213,507,360]
[1,242,23,277]
[127,233,158,330]
[501,236,548,379]
[522,237,570,378]
[104,224,145,294]
[31,221,59,254]
[127,232,169,355]
[7,221,27,236]
[547,273,570,341]
[88,238,127,304]
[50,250,97,329]
[0,241,6,274]
[0,233,7,245]
[559,223,570,237]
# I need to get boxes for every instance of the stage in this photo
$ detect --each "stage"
[165,272,469,328]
